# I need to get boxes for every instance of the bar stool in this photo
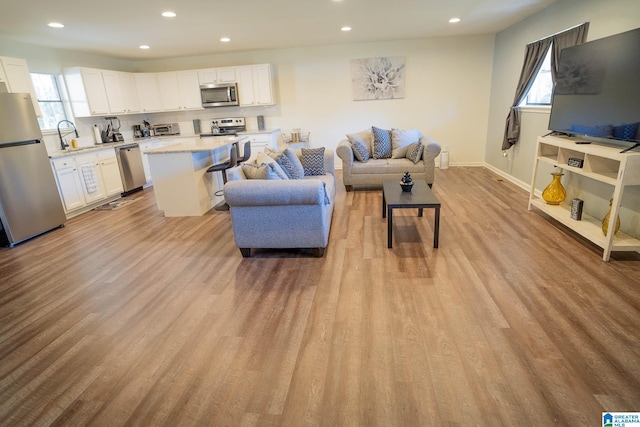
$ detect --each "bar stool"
[207,142,238,211]
[237,140,252,164]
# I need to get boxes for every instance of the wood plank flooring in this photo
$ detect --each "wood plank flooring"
[1,167,639,426]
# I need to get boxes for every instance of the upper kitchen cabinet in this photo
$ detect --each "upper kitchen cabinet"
[102,70,139,114]
[198,67,236,85]
[135,73,163,113]
[236,64,274,107]
[157,70,202,111]
[64,67,110,117]
[0,56,42,116]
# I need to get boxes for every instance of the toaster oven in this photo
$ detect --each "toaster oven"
[152,123,180,136]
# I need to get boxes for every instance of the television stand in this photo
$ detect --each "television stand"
[529,135,640,261]
[620,142,640,154]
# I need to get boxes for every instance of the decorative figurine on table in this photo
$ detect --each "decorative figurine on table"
[400,171,413,192]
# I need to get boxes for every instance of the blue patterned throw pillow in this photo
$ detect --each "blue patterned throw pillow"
[612,122,640,141]
[351,139,370,162]
[301,147,325,176]
[372,126,392,159]
[406,141,424,164]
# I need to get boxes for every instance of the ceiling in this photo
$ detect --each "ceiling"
[0,0,556,61]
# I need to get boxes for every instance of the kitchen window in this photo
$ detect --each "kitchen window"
[30,73,70,130]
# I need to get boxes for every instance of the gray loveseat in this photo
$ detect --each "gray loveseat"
[336,127,441,191]
[224,148,335,257]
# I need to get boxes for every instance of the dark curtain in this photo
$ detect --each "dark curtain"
[501,22,590,151]
[551,23,590,85]
[502,39,552,150]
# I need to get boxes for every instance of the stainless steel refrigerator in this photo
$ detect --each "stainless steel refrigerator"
[0,93,66,246]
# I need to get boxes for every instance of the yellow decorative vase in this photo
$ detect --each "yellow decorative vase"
[601,199,621,236]
[542,172,566,205]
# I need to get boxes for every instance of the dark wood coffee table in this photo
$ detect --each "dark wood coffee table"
[382,180,441,249]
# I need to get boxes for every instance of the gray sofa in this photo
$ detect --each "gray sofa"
[336,128,441,191]
[224,148,335,257]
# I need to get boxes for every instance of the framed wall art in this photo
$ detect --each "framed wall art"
[351,56,405,101]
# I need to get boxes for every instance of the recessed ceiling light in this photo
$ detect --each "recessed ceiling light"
[162,11,176,17]
[48,22,64,28]
[449,17,461,23]
[139,45,150,50]
[341,26,352,32]
[220,37,231,42]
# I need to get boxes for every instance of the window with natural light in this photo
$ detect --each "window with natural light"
[30,73,68,130]
[523,47,553,106]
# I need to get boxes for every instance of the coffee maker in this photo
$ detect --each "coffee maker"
[132,124,143,138]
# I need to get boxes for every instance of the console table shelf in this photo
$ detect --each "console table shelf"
[529,135,640,261]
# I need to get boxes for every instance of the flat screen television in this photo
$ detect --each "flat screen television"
[548,27,640,152]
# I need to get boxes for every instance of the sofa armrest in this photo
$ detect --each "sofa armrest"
[225,179,328,207]
[422,136,442,164]
[336,140,354,166]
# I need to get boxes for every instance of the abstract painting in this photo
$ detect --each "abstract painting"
[351,56,405,101]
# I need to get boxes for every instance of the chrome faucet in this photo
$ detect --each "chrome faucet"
[57,120,79,150]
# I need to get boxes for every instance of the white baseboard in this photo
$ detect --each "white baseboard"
[483,163,531,193]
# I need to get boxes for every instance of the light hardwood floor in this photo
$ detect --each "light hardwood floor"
[1,167,639,426]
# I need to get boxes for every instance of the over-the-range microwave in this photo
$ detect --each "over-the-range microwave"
[200,82,239,108]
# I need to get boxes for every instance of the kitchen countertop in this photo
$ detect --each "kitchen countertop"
[48,141,136,158]
[145,135,247,154]
[237,128,280,135]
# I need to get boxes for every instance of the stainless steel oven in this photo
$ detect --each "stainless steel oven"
[200,83,239,107]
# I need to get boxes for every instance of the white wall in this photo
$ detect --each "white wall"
[1,35,495,166]
[485,0,640,236]
[136,37,495,166]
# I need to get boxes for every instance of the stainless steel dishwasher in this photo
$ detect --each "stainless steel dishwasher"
[115,143,146,195]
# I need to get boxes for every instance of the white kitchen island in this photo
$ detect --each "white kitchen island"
[146,136,247,217]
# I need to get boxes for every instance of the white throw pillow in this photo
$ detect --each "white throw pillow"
[391,128,423,158]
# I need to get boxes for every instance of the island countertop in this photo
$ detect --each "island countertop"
[145,135,247,154]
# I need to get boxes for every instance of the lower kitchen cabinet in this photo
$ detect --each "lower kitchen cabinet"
[51,158,85,212]
[98,149,124,196]
[51,147,124,217]
[239,130,281,162]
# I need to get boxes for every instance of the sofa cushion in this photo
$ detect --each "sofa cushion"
[270,149,304,179]
[351,158,425,175]
[241,163,287,180]
[351,139,370,162]
[406,141,424,164]
[301,147,325,176]
[391,128,423,158]
[257,152,289,179]
[372,126,392,159]
[225,165,246,181]
[346,129,373,154]
[284,148,306,179]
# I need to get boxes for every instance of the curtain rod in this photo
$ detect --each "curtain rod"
[527,21,590,45]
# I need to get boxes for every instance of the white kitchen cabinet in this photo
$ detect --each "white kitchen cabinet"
[177,71,202,110]
[51,157,86,212]
[198,67,236,84]
[239,130,280,162]
[0,56,41,115]
[135,73,163,113]
[139,138,163,184]
[119,72,140,114]
[64,67,110,117]
[97,149,124,196]
[74,152,107,203]
[102,71,139,114]
[157,71,202,111]
[236,64,274,106]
